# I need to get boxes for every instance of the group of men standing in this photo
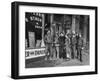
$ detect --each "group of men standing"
[44,30,84,62]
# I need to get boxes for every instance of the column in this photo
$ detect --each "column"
[41,14,45,47]
[50,14,54,34]
[75,16,80,33]
[83,16,88,44]
[71,15,76,33]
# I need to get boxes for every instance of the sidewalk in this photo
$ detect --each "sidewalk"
[26,52,89,68]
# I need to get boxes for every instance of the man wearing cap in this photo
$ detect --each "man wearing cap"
[44,30,53,60]
[76,33,80,59]
[59,32,66,59]
[65,33,71,60]
[71,31,77,59]
[77,34,83,62]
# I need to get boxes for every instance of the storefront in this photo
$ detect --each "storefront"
[25,13,75,61]
[25,12,89,62]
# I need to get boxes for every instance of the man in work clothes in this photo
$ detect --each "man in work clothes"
[76,33,80,59]
[44,30,53,60]
[65,33,71,60]
[71,32,77,59]
[59,33,66,59]
[77,34,83,62]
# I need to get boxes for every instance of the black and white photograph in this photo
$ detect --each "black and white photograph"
[25,13,90,68]
[11,1,97,79]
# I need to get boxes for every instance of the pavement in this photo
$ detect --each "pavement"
[26,50,89,68]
